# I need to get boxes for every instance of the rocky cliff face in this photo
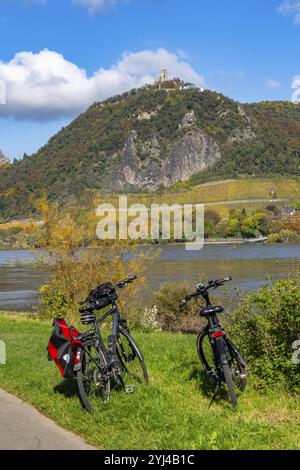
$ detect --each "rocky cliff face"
[113,124,221,190]
[1,84,300,219]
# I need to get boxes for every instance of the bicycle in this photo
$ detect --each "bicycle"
[180,277,248,408]
[75,276,149,411]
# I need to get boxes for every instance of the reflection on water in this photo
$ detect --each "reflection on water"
[0,244,300,311]
[0,250,44,311]
[145,244,300,292]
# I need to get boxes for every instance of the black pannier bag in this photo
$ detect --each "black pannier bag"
[47,318,81,378]
[89,282,118,310]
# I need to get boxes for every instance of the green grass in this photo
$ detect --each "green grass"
[0,314,299,450]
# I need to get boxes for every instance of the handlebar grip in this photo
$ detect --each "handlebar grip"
[180,293,196,306]
[117,275,137,288]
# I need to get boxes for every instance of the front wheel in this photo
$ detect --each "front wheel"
[76,345,111,412]
[116,328,149,385]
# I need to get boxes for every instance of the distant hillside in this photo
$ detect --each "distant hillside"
[1,83,300,219]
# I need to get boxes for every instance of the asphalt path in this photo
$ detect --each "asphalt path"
[0,388,96,450]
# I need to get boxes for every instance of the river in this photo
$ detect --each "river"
[0,244,300,311]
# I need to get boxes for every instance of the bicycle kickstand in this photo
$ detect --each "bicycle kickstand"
[208,381,221,408]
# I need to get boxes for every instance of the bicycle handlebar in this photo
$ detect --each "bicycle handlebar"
[115,275,137,289]
[180,277,232,307]
[78,276,137,310]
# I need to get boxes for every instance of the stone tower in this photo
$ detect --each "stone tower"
[159,69,168,82]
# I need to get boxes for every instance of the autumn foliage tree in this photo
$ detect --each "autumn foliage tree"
[34,198,152,323]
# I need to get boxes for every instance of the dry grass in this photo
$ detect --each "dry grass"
[93,177,300,207]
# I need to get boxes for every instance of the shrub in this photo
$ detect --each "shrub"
[204,209,222,238]
[170,180,192,192]
[240,213,271,238]
[225,218,241,237]
[34,198,153,323]
[132,305,162,333]
[268,230,298,243]
[154,282,206,333]
[227,279,300,391]
[39,285,70,318]
[154,281,239,334]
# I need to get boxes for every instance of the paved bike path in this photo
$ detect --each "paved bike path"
[0,388,96,450]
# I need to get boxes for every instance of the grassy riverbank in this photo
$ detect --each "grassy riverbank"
[0,314,299,450]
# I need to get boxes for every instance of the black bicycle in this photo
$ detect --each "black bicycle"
[75,276,149,411]
[180,277,248,408]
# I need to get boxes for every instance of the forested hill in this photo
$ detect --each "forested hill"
[1,82,300,219]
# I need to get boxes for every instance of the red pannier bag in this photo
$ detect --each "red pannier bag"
[47,318,81,378]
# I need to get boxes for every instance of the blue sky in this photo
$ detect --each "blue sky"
[0,0,300,160]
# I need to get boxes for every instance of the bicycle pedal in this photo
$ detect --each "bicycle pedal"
[125,385,136,394]
[240,372,250,379]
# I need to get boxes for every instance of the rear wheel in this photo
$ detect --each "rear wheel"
[226,342,248,393]
[222,362,238,408]
[197,330,219,384]
[116,328,149,385]
[198,332,246,407]
[76,345,110,412]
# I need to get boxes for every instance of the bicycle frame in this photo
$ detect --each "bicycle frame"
[76,303,121,373]
[199,317,247,379]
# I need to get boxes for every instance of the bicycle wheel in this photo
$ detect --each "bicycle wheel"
[221,362,238,408]
[76,345,111,412]
[226,340,248,393]
[197,330,219,384]
[116,328,149,385]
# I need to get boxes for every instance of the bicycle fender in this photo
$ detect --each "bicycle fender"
[73,347,84,372]
[214,337,229,366]
[119,327,145,363]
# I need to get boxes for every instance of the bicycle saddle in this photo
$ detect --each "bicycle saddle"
[200,305,224,317]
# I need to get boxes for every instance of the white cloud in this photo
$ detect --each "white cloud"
[266,78,283,89]
[292,75,300,103]
[0,0,47,5]
[278,1,300,24]
[0,48,205,121]
[0,0,117,13]
[72,0,118,14]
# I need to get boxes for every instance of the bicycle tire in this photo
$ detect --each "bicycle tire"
[198,331,246,407]
[117,328,149,384]
[76,345,110,412]
[197,330,219,383]
[222,362,238,408]
[226,339,248,393]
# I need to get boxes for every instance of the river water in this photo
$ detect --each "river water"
[0,244,300,311]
